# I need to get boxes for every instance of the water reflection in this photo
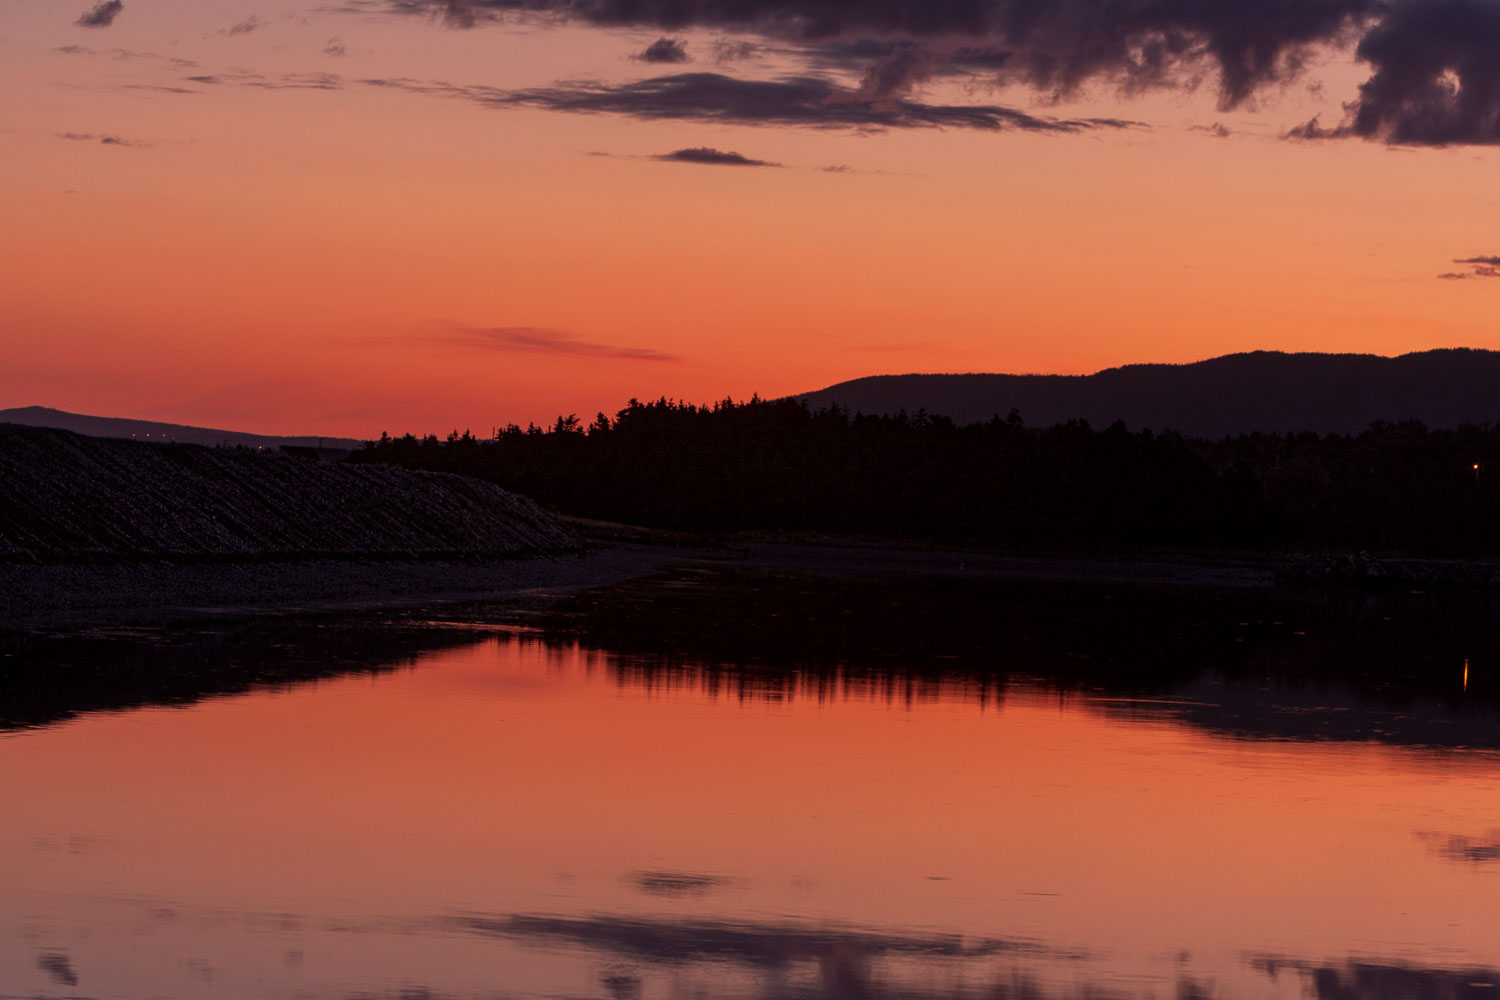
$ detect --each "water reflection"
[1413,829,1500,865]
[0,618,490,730]
[5,567,1500,998]
[8,565,1500,748]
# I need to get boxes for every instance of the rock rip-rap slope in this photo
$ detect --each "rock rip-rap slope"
[0,425,578,562]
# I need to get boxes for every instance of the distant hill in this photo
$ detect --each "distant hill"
[0,406,365,452]
[795,349,1500,437]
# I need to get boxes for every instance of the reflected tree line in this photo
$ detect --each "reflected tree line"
[353,397,1500,554]
[538,567,1500,745]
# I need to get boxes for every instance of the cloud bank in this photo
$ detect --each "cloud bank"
[344,0,1500,145]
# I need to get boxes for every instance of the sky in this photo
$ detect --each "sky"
[3,0,1500,437]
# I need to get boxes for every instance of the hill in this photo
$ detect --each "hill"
[0,424,576,562]
[0,405,365,451]
[794,349,1500,436]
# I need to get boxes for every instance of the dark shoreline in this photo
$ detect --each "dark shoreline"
[0,543,700,629]
[11,528,1500,632]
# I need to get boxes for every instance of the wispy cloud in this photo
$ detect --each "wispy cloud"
[218,14,267,36]
[324,36,348,56]
[57,131,144,147]
[360,72,1143,133]
[444,326,679,361]
[55,44,198,68]
[74,0,123,28]
[187,71,344,90]
[655,146,779,166]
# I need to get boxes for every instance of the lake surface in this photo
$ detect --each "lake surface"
[3,567,1499,999]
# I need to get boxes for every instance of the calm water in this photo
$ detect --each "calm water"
[3,569,1499,999]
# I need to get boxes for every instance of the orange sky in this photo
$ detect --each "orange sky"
[4,1,1500,436]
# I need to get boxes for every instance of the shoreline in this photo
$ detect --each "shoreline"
[0,543,706,630]
[10,533,1500,631]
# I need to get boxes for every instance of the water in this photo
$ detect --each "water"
[3,568,1499,999]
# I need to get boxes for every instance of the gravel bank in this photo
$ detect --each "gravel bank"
[0,424,576,561]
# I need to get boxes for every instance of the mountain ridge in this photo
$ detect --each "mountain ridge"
[0,405,365,451]
[794,348,1500,437]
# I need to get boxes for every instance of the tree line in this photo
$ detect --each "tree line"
[350,396,1500,555]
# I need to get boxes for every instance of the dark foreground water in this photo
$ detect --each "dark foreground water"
[3,567,1499,999]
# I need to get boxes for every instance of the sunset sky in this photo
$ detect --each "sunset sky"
[4,0,1500,437]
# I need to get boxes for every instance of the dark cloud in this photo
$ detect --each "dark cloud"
[1283,114,1347,139]
[711,38,758,62]
[656,146,779,166]
[343,0,1500,146]
[361,72,1143,133]
[75,0,123,28]
[637,36,689,63]
[346,0,1374,107]
[355,0,499,29]
[444,326,679,361]
[1439,255,1500,279]
[324,36,348,56]
[1190,122,1232,138]
[1348,0,1500,145]
[219,15,267,36]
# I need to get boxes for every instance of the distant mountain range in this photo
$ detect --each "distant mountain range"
[0,406,365,452]
[795,349,1500,437]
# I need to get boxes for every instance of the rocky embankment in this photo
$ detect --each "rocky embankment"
[1275,550,1500,591]
[0,424,578,562]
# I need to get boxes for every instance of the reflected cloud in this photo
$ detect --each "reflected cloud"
[35,951,79,987]
[1414,829,1500,864]
[1250,954,1500,999]
[626,870,733,896]
[450,910,1079,964]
